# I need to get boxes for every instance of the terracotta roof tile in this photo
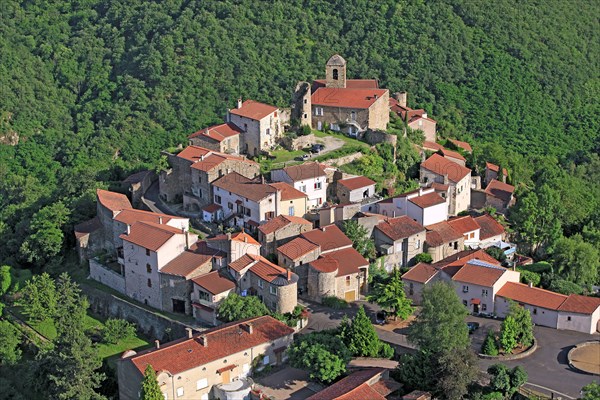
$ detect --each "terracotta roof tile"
[558,294,600,314]
[96,189,132,212]
[421,141,444,152]
[119,221,184,251]
[249,256,298,284]
[431,182,449,192]
[486,162,508,176]
[176,145,211,162]
[160,242,217,278]
[301,224,352,253]
[425,221,463,246]
[191,271,236,295]
[449,139,472,152]
[420,154,471,183]
[188,122,242,142]
[280,162,326,181]
[229,100,278,120]
[269,182,307,201]
[338,176,376,191]
[277,237,319,260]
[212,172,277,202]
[434,249,500,278]
[485,179,515,203]
[408,114,436,124]
[74,217,102,239]
[321,247,368,277]
[447,216,481,235]
[440,148,466,162]
[129,316,294,375]
[313,79,379,90]
[408,192,446,208]
[258,215,312,235]
[307,368,387,400]
[375,216,425,241]
[201,203,222,213]
[496,282,568,310]
[114,209,180,226]
[451,261,507,287]
[312,87,388,109]
[177,146,257,171]
[207,231,260,246]
[228,254,261,272]
[475,214,505,240]
[402,263,439,284]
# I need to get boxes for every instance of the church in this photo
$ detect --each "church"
[293,54,390,136]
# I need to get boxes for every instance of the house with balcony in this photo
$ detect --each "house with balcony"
[271,162,327,209]
[117,316,295,400]
[227,99,282,156]
[375,187,447,226]
[420,154,471,215]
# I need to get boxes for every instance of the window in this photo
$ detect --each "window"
[263,355,270,365]
[462,285,469,293]
[300,185,307,193]
[315,107,324,116]
[482,289,488,297]
[567,316,572,321]
[303,99,307,104]
[409,282,414,295]
[176,387,184,397]
[482,304,487,311]
[415,239,421,249]
[318,197,323,205]
[266,128,271,136]
[453,242,458,250]
[470,232,475,239]
[265,211,274,220]
[228,202,233,210]
[533,308,537,315]
[147,279,152,288]
[463,300,468,306]
[245,208,251,217]
[333,68,338,80]
[146,264,152,273]
[314,182,322,190]
[197,175,202,183]
[288,206,295,216]
[258,279,264,288]
[198,290,210,302]
[196,378,208,390]
[350,111,356,121]
[146,249,150,256]
[346,276,351,287]
[214,195,222,204]
[269,285,277,295]
[303,113,307,119]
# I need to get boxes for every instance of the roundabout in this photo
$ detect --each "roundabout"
[568,341,600,375]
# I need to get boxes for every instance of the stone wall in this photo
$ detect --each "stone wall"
[364,130,397,151]
[89,259,126,294]
[321,152,363,167]
[83,282,191,341]
[281,133,316,151]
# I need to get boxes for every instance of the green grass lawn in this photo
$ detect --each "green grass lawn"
[312,129,370,149]
[269,148,308,164]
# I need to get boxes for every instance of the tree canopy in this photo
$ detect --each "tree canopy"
[216,294,270,323]
[367,268,414,320]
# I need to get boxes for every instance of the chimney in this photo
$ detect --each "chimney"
[185,231,190,250]
[237,98,243,109]
[242,323,254,335]
[395,91,407,108]
[528,281,533,288]
[199,335,208,347]
[158,216,163,224]
[154,340,160,349]
[126,224,131,235]
[422,112,428,119]
[443,174,449,185]
[374,94,378,100]
[287,269,292,282]
[243,235,247,243]
[185,327,193,339]
[227,232,232,240]
[418,187,424,196]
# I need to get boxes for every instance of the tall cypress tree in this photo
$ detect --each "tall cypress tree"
[141,364,164,400]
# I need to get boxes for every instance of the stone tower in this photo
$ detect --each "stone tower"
[292,81,312,128]
[325,54,347,88]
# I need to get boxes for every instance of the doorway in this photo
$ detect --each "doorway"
[172,299,186,314]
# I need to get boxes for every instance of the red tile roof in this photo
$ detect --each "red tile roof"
[249,255,297,284]
[312,87,388,109]
[313,79,379,89]
[424,221,463,247]
[310,257,339,273]
[447,216,481,235]
[277,237,319,260]
[114,208,180,226]
[229,100,278,120]
[96,189,132,212]
[307,368,387,400]
[280,162,326,181]
[128,316,294,375]
[301,224,352,253]
[408,192,446,208]
[485,179,515,203]
[435,249,500,277]
[258,215,311,235]
[228,254,260,272]
[269,182,308,201]
[375,216,425,241]
[321,247,368,277]
[74,217,102,239]
[440,148,466,162]
[191,271,235,295]
[389,98,425,121]
[475,214,505,240]
[486,162,508,176]
[451,261,507,287]
[408,114,436,124]
[558,294,600,315]
[338,176,376,191]
[401,262,439,284]
[496,282,568,310]
[212,172,277,202]
[177,146,257,171]
[120,221,184,251]
[421,141,443,152]
[188,122,242,142]
[431,182,449,192]
[160,242,214,278]
[201,203,222,213]
[420,154,471,183]
[449,139,472,152]
[208,230,260,246]
[176,145,211,162]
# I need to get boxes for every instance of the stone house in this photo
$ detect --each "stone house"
[268,182,308,218]
[227,254,298,314]
[228,99,282,156]
[336,176,376,203]
[293,55,389,135]
[307,368,400,400]
[389,92,436,142]
[318,203,362,227]
[424,220,465,262]
[271,162,327,209]
[420,154,471,215]
[74,216,103,262]
[191,271,236,326]
[117,316,295,400]
[483,179,515,214]
[401,262,440,305]
[372,216,427,270]
[407,114,437,143]
[276,237,321,292]
[484,162,507,185]
[375,187,447,226]
[439,148,466,167]
[257,215,313,257]
[205,230,261,267]
[94,189,132,252]
[188,122,242,154]
[447,215,481,248]
[122,170,154,208]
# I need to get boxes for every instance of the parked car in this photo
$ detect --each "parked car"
[310,143,325,153]
[467,321,480,334]
[375,311,387,325]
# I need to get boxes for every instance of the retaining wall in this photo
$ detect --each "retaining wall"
[89,259,126,295]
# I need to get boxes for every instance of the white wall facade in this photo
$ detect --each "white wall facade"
[557,308,600,334]
[495,296,560,328]
[406,201,447,226]
[463,228,481,247]
[346,184,376,203]
[213,186,278,227]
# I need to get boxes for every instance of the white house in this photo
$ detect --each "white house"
[228,99,282,156]
[474,214,505,247]
[271,162,327,209]
[375,187,447,226]
[447,216,481,248]
[336,176,376,203]
[420,154,471,215]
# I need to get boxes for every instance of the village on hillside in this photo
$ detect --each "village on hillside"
[73,55,600,400]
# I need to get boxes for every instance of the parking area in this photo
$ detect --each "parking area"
[254,366,317,400]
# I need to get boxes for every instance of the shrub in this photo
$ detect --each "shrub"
[414,253,433,263]
[485,247,507,263]
[322,296,349,309]
[482,330,499,356]
[522,261,552,274]
[300,125,312,136]
[517,269,541,286]
[102,319,136,344]
[549,279,584,295]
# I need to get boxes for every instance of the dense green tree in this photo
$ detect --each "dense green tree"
[549,279,584,295]
[552,234,599,286]
[414,253,433,264]
[342,220,376,260]
[341,305,393,358]
[140,364,163,400]
[407,282,469,353]
[287,332,350,383]
[102,319,136,344]
[19,202,70,266]
[580,382,600,400]
[0,321,21,365]
[482,330,499,356]
[367,269,414,320]
[18,272,57,324]
[436,348,479,400]
[487,364,528,397]
[499,316,518,353]
[507,302,534,348]
[217,294,270,323]
[0,265,11,295]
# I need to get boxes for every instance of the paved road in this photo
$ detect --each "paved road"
[302,301,600,398]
